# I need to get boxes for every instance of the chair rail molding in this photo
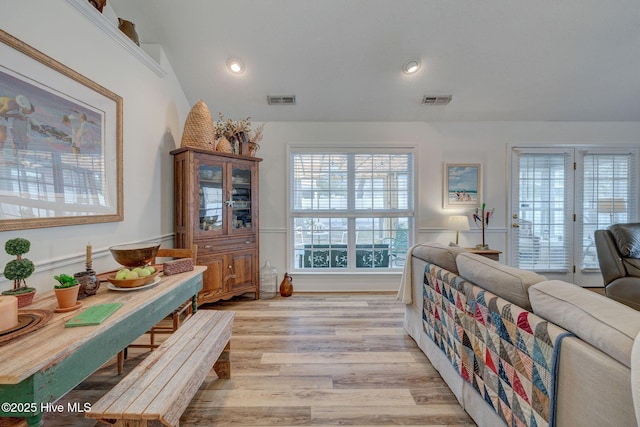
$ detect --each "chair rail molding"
[65,0,167,77]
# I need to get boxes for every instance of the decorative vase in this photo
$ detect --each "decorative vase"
[75,270,100,299]
[54,285,80,309]
[260,260,278,298]
[216,136,233,153]
[279,273,293,297]
[248,142,259,157]
[88,0,107,12]
[118,18,140,46]
[235,132,250,156]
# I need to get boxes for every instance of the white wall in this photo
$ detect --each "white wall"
[0,1,191,293]
[258,121,640,291]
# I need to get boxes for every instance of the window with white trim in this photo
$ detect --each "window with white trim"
[290,149,413,271]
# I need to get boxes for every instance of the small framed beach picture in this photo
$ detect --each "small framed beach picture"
[443,163,482,208]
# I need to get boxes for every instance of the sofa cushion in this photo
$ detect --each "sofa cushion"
[411,242,466,275]
[456,252,545,310]
[609,223,640,258]
[529,280,640,368]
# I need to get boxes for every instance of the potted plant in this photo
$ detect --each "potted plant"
[53,274,80,310]
[1,238,36,308]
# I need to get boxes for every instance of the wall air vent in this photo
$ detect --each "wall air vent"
[421,94,452,105]
[267,95,296,105]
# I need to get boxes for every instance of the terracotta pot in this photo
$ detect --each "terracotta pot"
[54,285,80,309]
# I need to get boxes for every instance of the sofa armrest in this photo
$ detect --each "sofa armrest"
[529,280,640,367]
[410,242,465,274]
[595,229,626,285]
[606,276,640,311]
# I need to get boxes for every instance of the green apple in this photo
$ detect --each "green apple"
[145,266,156,274]
[132,267,143,274]
[115,268,130,280]
[125,271,139,279]
[138,268,151,277]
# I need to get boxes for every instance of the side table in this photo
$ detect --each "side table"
[466,248,502,261]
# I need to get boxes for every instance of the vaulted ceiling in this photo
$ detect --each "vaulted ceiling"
[108,0,640,122]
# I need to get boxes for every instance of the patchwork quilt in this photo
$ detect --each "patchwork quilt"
[422,263,572,427]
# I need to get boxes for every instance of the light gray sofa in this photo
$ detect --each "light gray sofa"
[400,242,640,427]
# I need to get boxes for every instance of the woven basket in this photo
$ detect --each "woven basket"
[215,136,233,153]
[180,100,215,150]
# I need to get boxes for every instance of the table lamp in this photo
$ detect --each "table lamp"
[448,215,470,246]
[597,198,627,223]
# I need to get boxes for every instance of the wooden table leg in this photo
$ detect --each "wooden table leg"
[117,350,124,375]
[213,341,231,379]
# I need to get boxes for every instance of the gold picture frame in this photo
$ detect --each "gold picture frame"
[0,30,123,231]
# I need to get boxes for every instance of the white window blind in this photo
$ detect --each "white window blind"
[579,150,638,269]
[513,150,572,272]
[290,150,413,271]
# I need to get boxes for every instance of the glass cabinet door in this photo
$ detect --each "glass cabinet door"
[197,163,224,235]
[230,165,253,233]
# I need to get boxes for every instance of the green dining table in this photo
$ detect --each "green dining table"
[0,266,204,427]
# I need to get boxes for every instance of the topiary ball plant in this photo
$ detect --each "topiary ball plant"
[2,238,36,294]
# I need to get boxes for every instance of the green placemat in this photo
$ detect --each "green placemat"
[65,303,123,327]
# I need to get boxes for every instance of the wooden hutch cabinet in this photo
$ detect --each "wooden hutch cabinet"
[170,147,261,305]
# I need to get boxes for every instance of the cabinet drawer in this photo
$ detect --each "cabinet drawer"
[196,237,256,255]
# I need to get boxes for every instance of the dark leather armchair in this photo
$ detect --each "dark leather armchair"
[595,223,640,310]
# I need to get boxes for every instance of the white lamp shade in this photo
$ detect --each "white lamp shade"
[597,198,627,214]
[448,215,470,231]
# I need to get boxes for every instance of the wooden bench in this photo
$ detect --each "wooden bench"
[86,310,234,427]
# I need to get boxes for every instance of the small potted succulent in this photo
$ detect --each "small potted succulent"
[2,238,36,308]
[53,274,80,310]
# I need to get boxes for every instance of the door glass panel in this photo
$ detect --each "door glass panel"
[581,153,635,269]
[515,152,570,272]
[198,164,223,232]
[231,167,252,230]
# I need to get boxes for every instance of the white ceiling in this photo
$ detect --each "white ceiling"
[108,0,640,122]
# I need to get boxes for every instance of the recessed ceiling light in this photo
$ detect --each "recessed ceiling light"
[227,58,245,74]
[402,59,421,75]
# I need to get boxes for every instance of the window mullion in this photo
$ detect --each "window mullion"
[347,155,356,265]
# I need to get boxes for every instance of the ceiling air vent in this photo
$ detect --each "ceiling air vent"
[267,95,296,105]
[421,94,452,105]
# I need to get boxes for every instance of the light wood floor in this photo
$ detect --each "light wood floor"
[46,292,475,426]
